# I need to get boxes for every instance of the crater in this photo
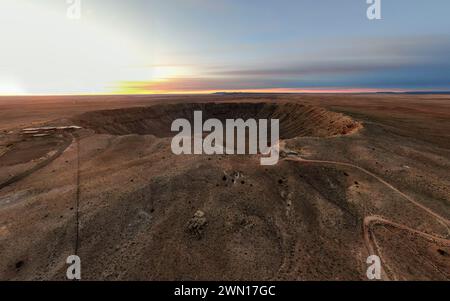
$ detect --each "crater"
[73,102,362,139]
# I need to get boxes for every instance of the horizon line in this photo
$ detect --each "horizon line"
[1,87,450,97]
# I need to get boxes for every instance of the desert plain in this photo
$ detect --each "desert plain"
[0,93,449,280]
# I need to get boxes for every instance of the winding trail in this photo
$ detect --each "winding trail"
[74,134,81,256]
[0,135,73,191]
[282,151,450,280]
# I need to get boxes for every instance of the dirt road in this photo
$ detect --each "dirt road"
[283,152,450,280]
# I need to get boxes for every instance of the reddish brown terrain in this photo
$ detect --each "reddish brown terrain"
[0,94,449,280]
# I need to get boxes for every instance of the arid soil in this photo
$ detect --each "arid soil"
[0,94,449,280]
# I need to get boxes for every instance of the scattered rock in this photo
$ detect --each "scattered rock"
[231,171,243,184]
[186,210,208,239]
[15,260,24,270]
[194,210,205,218]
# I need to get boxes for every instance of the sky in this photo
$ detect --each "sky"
[1,0,450,95]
